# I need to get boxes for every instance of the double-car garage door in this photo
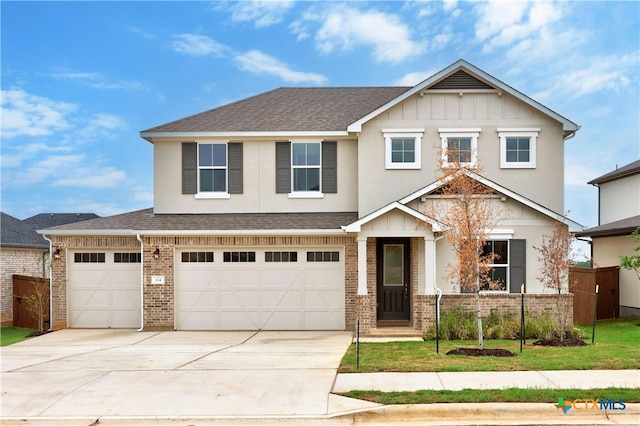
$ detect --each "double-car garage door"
[67,247,345,330]
[175,247,345,330]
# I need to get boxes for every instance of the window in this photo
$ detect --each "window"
[223,251,256,262]
[482,240,509,291]
[292,142,321,192]
[265,251,298,262]
[114,252,141,263]
[181,252,214,263]
[74,252,105,263]
[383,129,423,169]
[498,129,539,168]
[439,129,480,167]
[307,251,340,262]
[197,143,227,195]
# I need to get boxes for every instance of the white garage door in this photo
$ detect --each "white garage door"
[175,248,345,330]
[68,251,141,328]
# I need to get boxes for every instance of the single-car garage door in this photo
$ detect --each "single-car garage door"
[68,250,141,328]
[175,247,345,330]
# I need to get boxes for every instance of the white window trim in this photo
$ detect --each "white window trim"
[439,128,480,168]
[481,238,511,293]
[289,140,323,197]
[498,128,539,169]
[382,129,424,170]
[197,141,229,196]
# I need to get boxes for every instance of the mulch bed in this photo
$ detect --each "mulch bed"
[446,347,516,357]
[532,338,587,347]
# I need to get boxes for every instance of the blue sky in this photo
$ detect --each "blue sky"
[1,1,639,235]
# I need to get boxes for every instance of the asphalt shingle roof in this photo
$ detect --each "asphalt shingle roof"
[1,212,47,248]
[24,213,100,227]
[588,160,640,185]
[576,215,640,238]
[43,208,358,233]
[142,87,411,134]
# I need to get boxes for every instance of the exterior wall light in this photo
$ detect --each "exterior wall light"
[153,247,160,259]
[53,247,61,260]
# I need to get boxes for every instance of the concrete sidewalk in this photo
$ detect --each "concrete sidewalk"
[334,369,640,392]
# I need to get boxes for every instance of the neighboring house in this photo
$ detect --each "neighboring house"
[41,60,582,333]
[0,212,99,327]
[577,160,640,317]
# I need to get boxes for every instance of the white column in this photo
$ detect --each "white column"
[424,237,435,294]
[357,237,368,295]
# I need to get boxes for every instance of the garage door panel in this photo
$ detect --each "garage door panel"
[68,251,141,328]
[176,248,345,330]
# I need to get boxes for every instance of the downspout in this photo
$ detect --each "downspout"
[136,234,144,332]
[42,235,53,332]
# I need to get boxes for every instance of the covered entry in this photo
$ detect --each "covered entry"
[377,238,411,322]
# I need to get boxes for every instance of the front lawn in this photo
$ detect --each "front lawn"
[0,327,36,346]
[339,318,640,373]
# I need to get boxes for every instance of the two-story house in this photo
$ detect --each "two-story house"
[577,160,640,317]
[41,60,582,333]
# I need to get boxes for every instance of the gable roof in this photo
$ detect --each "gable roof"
[588,160,640,185]
[24,213,100,228]
[343,201,445,233]
[140,87,409,140]
[1,212,47,248]
[38,208,358,236]
[397,169,584,233]
[347,59,580,137]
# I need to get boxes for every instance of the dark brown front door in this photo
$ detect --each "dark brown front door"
[377,239,410,321]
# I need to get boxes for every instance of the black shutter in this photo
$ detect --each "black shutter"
[182,142,197,194]
[228,142,243,194]
[322,141,337,193]
[509,239,526,293]
[275,141,291,193]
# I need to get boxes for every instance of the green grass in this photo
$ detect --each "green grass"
[0,327,36,346]
[340,388,639,404]
[340,318,640,373]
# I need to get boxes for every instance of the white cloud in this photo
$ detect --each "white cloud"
[50,69,145,91]
[127,26,155,39]
[294,5,425,63]
[226,0,295,28]
[0,89,76,139]
[171,34,230,57]
[234,50,327,84]
[394,71,432,86]
[52,167,127,188]
[1,143,72,168]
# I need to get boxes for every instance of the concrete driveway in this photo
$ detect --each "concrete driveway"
[1,329,376,422]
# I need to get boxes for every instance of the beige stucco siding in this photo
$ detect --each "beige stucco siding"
[598,175,640,224]
[357,92,565,216]
[593,235,639,310]
[154,138,358,214]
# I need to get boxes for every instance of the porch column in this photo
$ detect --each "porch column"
[424,237,435,294]
[357,236,368,295]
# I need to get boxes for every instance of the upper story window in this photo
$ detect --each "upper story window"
[182,142,243,198]
[198,143,227,194]
[498,129,539,169]
[292,142,321,192]
[275,141,337,198]
[439,128,480,168]
[382,129,423,169]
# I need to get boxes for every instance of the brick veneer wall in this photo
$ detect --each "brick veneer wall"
[50,234,357,330]
[0,247,48,327]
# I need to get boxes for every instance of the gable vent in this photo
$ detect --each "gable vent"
[429,70,494,90]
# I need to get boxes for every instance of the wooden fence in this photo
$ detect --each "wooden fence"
[570,266,619,325]
[12,274,50,329]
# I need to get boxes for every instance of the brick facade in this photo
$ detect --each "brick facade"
[0,247,49,327]
[48,233,572,333]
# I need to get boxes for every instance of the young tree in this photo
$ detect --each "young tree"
[533,221,575,342]
[426,157,503,350]
[22,275,50,332]
[620,227,640,280]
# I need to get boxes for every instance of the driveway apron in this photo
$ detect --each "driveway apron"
[0,329,356,419]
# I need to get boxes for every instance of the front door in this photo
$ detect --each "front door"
[377,239,410,321]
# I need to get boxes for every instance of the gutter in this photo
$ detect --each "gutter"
[136,234,145,332]
[39,229,347,237]
[41,235,54,332]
